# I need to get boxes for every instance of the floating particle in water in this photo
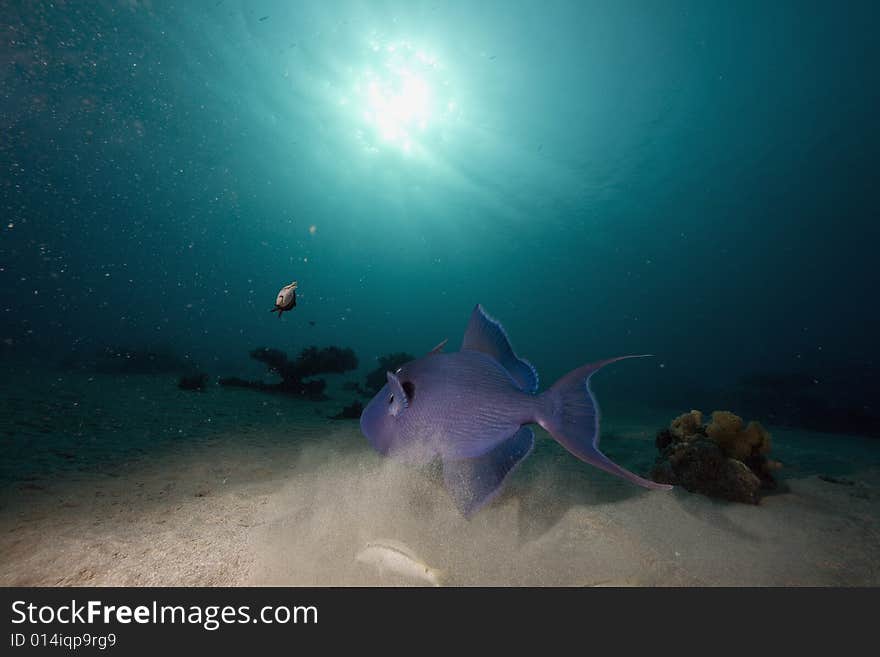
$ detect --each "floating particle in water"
[309,225,317,235]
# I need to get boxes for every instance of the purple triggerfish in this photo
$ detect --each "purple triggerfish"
[360,304,672,517]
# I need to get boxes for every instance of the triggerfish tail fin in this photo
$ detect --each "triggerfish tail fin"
[538,356,672,491]
[442,426,535,518]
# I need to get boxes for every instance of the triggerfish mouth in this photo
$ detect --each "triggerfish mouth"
[360,304,672,517]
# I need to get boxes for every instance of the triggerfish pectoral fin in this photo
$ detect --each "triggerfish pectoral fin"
[442,426,535,517]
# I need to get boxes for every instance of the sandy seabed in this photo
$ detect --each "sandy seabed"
[1,366,878,586]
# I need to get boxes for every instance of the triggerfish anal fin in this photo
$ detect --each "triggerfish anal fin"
[442,425,535,518]
[461,304,539,393]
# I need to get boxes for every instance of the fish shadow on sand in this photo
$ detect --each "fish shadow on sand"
[504,437,654,543]
[671,492,764,543]
[510,452,766,545]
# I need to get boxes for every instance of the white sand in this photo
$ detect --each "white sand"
[1,367,878,586]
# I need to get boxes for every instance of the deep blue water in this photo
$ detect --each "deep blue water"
[1,0,878,424]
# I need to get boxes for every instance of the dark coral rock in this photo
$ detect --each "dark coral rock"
[651,410,779,504]
[651,437,762,504]
[249,347,290,374]
[744,454,779,490]
[331,400,364,420]
[292,346,358,379]
[178,373,208,391]
[221,345,357,400]
[655,429,674,450]
[217,376,256,389]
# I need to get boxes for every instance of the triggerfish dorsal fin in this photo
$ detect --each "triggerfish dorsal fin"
[461,304,539,393]
[428,338,448,355]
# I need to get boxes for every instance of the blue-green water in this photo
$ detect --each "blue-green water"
[2,0,878,423]
[3,1,880,589]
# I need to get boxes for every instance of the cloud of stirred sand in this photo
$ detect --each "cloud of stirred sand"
[248,428,671,586]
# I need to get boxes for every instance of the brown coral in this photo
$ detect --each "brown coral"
[670,410,704,440]
[651,409,779,503]
[706,411,771,461]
